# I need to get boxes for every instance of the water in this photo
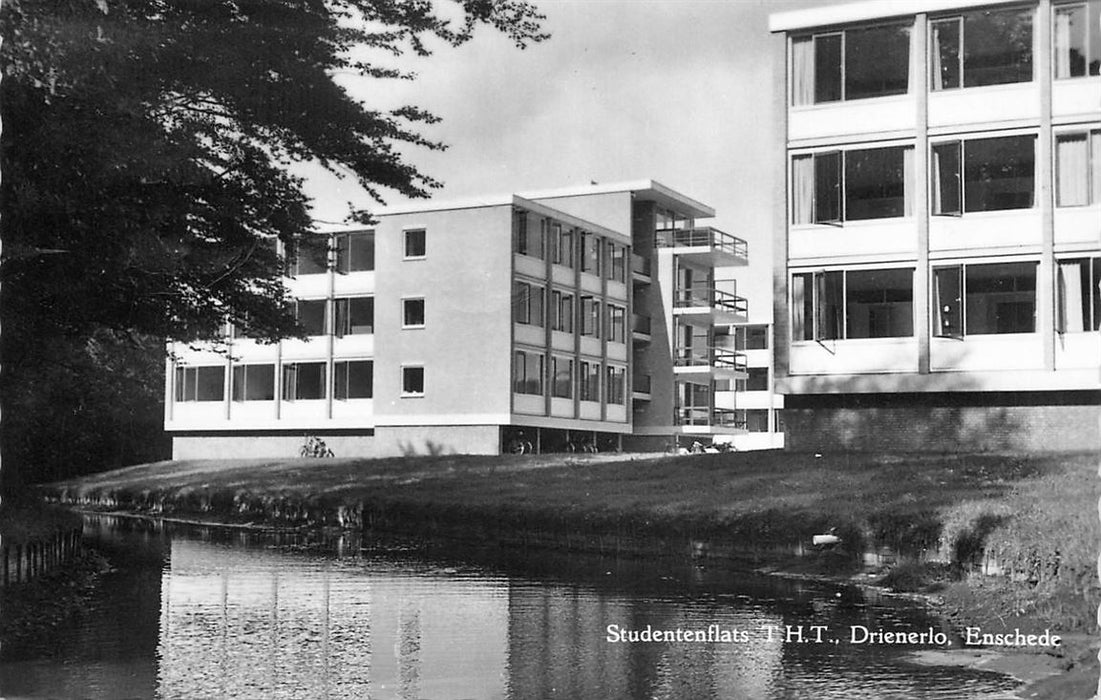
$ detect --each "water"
[0,515,1021,699]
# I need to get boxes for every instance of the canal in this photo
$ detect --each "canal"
[0,515,1020,699]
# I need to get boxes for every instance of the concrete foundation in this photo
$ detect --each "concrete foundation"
[172,433,377,460]
[373,425,500,457]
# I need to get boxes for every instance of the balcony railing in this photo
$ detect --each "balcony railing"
[674,285,748,316]
[631,253,652,278]
[655,226,748,260]
[632,313,652,336]
[674,347,747,372]
[676,407,747,429]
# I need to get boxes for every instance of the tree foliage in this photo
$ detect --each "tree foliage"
[0,0,547,487]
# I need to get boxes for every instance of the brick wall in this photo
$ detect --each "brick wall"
[784,392,1101,452]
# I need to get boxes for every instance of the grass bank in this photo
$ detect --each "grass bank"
[43,450,1098,637]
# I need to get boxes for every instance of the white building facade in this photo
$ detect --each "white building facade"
[770,0,1100,451]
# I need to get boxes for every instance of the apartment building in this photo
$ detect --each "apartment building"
[714,323,786,451]
[166,181,751,458]
[769,0,1101,451]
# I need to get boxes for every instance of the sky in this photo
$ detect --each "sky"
[302,0,843,322]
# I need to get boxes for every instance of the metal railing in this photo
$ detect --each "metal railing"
[674,285,748,316]
[655,227,748,260]
[674,347,748,372]
[675,407,747,429]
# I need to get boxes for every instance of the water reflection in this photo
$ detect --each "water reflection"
[0,515,1021,700]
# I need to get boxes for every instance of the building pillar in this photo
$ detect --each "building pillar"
[771,32,791,386]
[1037,0,1056,371]
[914,13,931,374]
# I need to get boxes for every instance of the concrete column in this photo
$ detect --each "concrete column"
[1037,0,1056,371]
[915,14,931,374]
[771,32,791,385]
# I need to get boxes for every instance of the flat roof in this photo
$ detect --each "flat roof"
[769,0,1021,33]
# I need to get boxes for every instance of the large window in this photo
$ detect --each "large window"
[552,356,573,398]
[581,233,601,274]
[606,366,626,405]
[513,350,544,395]
[334,231,374,273]
[513,281,545,327]
[580,296,600,337]
[231,364,275,401]
[1054,2,1101,79]
[934,262,1037,336]
[285,236,329,276]
[932,135,1035,214]
[745,367,770,392]
[580,361,600,402]
[175,366,224,402]
[791,23,910,105]
[793,268,914,341]
[551,290,574,333]
[1057,257,1101,332]
[513,210,544,259]
[735,325,769,350]
[295,299,328,336]
[404,229,426,259]
[333,297,374,336]
[932,8,1033,90]
[282,362,326,400]
[607,305,626,343]
[1055,130,1101,207]
[550,223,574,268]
[607,243,626,283]
[334,360,373,400]
[793,146,913,224]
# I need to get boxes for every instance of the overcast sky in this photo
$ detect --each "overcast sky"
[303,0,842,320]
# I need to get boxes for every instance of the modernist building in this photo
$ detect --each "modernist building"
[166,181,753,458]
[715,322,786,451]
[769,0,1101,450]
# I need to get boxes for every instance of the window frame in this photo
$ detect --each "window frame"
[1053,1,1101,80]
[174,365,226,403]
[579,360,601,402]
[1054,128,1101,207]
[790,22,912,106]
[551,290,574,333]
[403,228,427,260]
[513,349,545,396]
[931,134,1037,215]
[333,296,375,337]
[334,231,375,273]
[793,267,916,342]
[930,6,1035,90]
[792,145,913,225]
[231,363,275,402]
[606,365,626,405]
[513,280,545,327]
[607,304,626,344]
[401,296,426,329]
[551,355,574,398]
[932,261,1039,337]
[401,365,425,397]
[334,360,373,400]
[281,361,327,401]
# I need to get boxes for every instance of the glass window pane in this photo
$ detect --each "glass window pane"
[932,141,962,215]
[348,297,374,334]
[845,147,908,220]
[195,366,224,402]
[343,361,373,399]
[932,19,961,90]
[746,367,769,391]
[1054,4,1088,78]
[296,300,327,336]
[816,271,844,340]
[934,266,963,337]
[293,237,328,275]
[814,34,842,102]
[965,262,1036,334]
[1056,133,1090,206]
[404,230,426,257]
[402,366,424,395]
[845,24,910,99]
[293,363,326,399]
[963,135,1035,212]
[814,152,842,223]
[403,298,425,327]
[963,8,1033,87]
[845,268,914,338]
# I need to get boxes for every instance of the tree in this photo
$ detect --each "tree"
[0,0,547,492]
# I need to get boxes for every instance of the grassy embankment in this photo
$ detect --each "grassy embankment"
[44,449,1098,639]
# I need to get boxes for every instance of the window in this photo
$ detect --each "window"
[231,364,275,401]
[791,23,910,105]
[175,366,225,402]
[551,290,574,333]
[607,305,626,343]
[1055,130,1101,206]
[740,409,769,433]
[1057,258,1101,332]
[581,233,600,274]
[745,367,769,392]
[295,299,328,336]
[282,362,326,400]
[580,296,601,337]
[333,297,374,336]
[580,361,600,402]
[606,366,626,405]
[401,366,424,396]
[551,223,574,268]
[285,236,329,276]
[551,356,573,398]
[792,146,913,224]
[932,136,1035,214]
[934,262,1037,336]
[607,243,626,283]
[513,350,544,395]
[404,229,426,258]
[334,360,373,399]
[402,298,425,328]
[931,8,1033,90]
[1055,2,1101,78]
[793,268,914,341]
[513,281,545,326]
[513,209,544,259]
[735,325,769,350]
[335,231,375,273]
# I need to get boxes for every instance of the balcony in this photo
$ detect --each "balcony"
[631,253,652,283]
[674,407,746,435]
[673,285,748,325]
[632,313,652,344]
[673,347,747,379]
[655,227,748,267]
[632,374,652,402]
